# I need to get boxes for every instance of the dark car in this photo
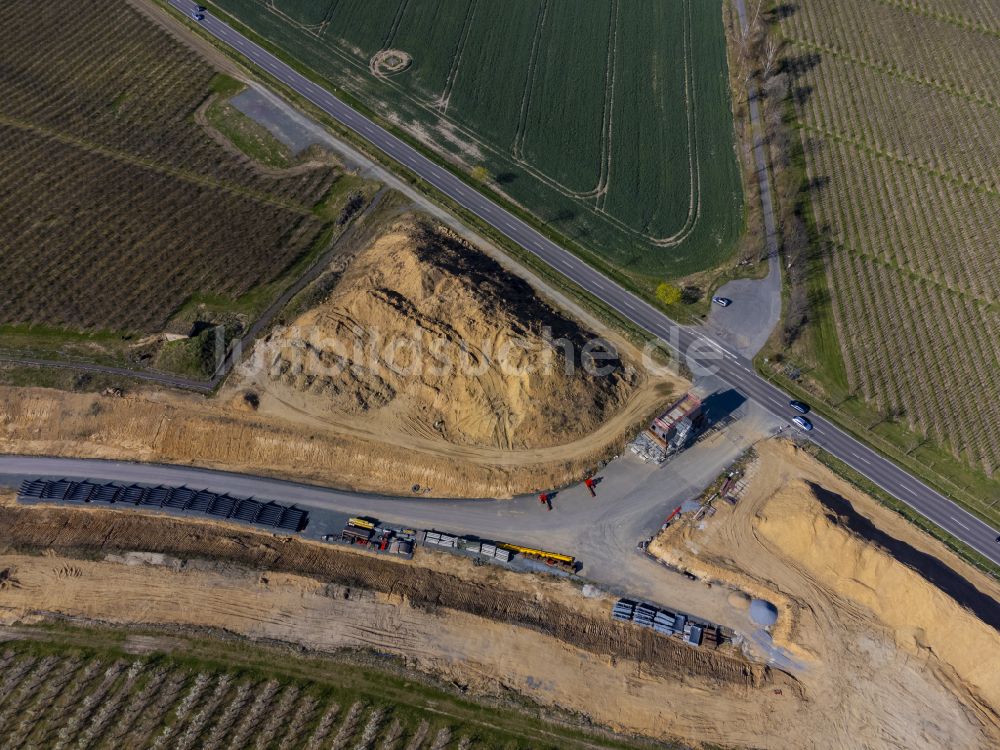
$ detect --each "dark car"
[792,416,813,431]
[789,400,810,414]
[712,296,732,307]
[192,11,205,21]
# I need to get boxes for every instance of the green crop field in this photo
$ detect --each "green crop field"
[775,0,1000,485]
[208,0,744,284]
[0,0,343,337]
[0,628,663,750]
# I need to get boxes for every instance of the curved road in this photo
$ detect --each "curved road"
[7,1,995,568]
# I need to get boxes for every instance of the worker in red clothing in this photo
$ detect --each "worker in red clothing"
[584,477,596,497]
[539,493,552,511]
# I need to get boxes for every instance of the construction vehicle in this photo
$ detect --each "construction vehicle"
[662,505,682,529]
[347,517,376,530]
[498,543,576,572]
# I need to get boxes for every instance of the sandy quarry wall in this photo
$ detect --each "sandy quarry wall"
[757,478,1000,721]
[0,503,765,689]
[646,440,1000,749]
[0,376,672,498]
[0,501,807,748]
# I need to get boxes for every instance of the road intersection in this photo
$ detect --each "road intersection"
[152,0,1000,566]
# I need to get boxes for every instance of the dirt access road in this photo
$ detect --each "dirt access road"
[0,397,782,640]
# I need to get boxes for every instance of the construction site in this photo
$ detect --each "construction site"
[4,417,1000,749]
[1,1,999,747]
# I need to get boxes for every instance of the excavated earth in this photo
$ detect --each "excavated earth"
[0,219,680,497]
[239,220,640,451]
[649,440,1000,749]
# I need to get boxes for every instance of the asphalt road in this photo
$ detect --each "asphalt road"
[708,0,783,358]
[0,402,783,637]
[154,1,1000,566]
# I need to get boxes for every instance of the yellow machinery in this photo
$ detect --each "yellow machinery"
[348,517,376,530]
[498,543,576,568]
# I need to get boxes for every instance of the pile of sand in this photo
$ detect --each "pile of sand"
[249,221,638,450]
[647,440,1000,748]
[757,478,1000,719]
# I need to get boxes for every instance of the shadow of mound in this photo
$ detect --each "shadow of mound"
[807,481,1000,632]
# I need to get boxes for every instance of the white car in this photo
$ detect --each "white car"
[792,416,813,431]
[712,296,732,307]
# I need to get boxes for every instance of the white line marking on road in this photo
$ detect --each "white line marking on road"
[951,516,970,531]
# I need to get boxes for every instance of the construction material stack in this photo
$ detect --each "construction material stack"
[611,597,728,648]
[329,517,415,558]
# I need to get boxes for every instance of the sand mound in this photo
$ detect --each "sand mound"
[757,478,1000,719]
[256,221,638,450]
[727,591,750,610]
[646,440,1000,748]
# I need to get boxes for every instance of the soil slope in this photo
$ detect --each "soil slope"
[0,501,790,747]
[243,221,638,450]
[650,440,1000,749]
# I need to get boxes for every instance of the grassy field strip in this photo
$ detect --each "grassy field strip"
[210,0,743,280]
[510,0,550,164]
[517,0,612,196]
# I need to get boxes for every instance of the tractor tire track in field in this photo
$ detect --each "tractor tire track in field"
[593,0,622,208]
[381,0,411,51]
[435,0,478,114]
[511,0,550,162]
[263,0,325,39]
[320,0,343,38]
[595,0,703,245]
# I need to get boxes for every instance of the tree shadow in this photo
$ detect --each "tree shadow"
[807,481,1000,632]
[766,3,798,23]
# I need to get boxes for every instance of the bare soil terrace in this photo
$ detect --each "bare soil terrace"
[650,440,1000,749]
[0,495,792,747]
